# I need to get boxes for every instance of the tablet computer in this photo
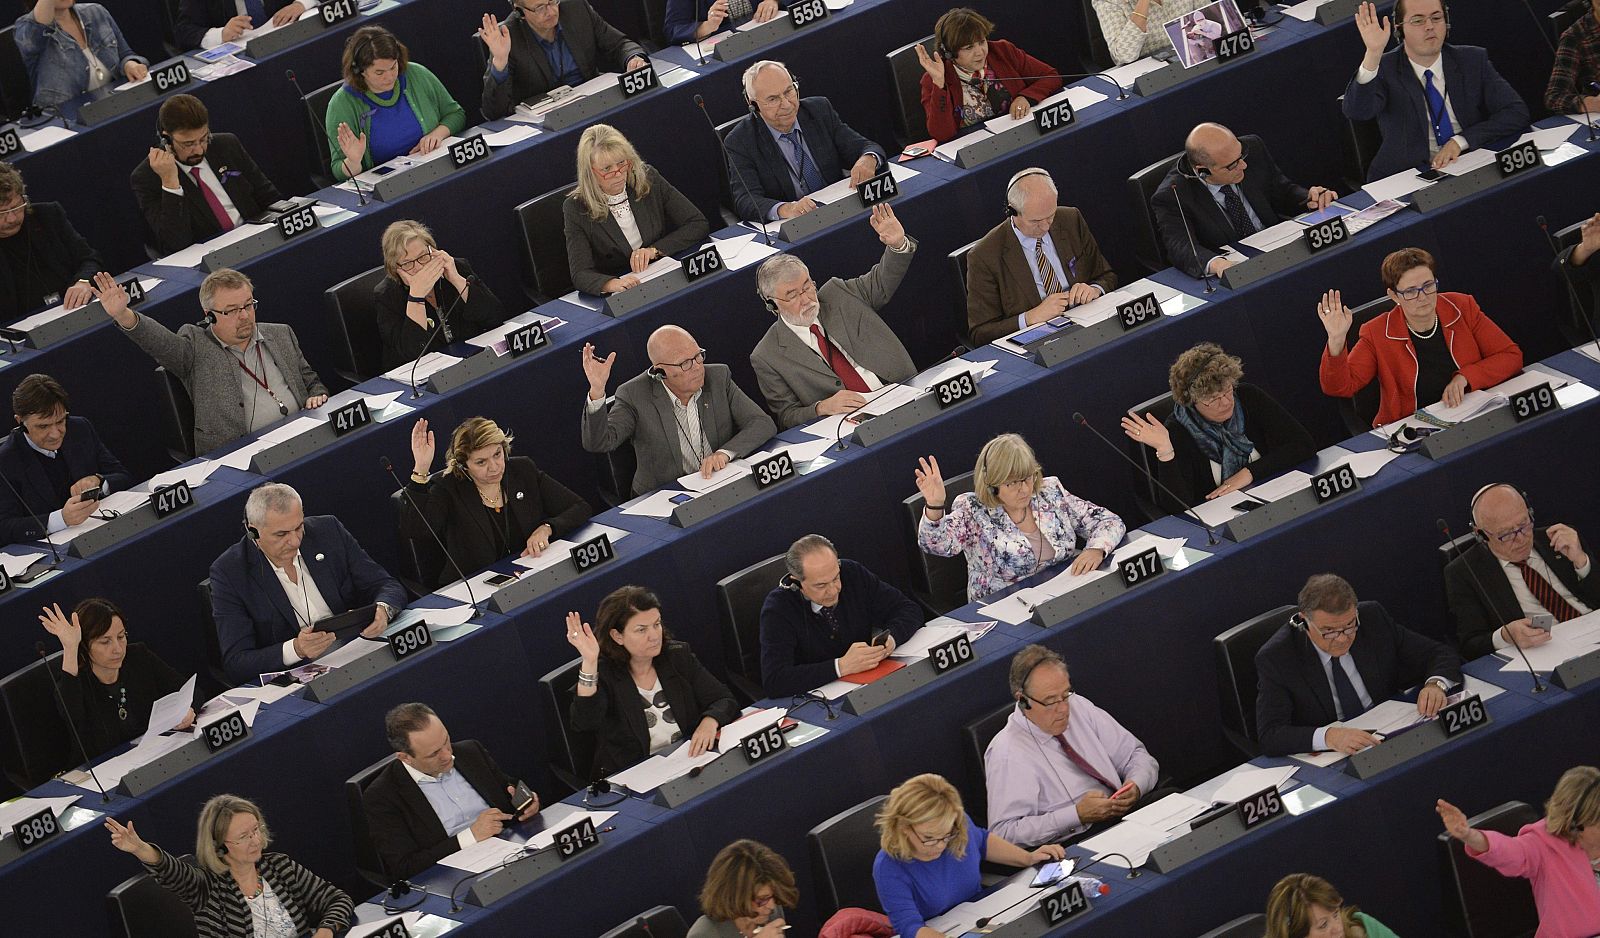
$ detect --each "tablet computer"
[311,603,379,637]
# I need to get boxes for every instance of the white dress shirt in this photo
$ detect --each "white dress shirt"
[668,389,733,474]
[161,158,244,227]
[781,319,884,390]
[1490,552,1592,650]
[271,552,336,666]
[1355,54,1468,155]
[402,760,493,849]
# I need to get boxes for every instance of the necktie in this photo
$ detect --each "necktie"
[191,167,235,233]
[1034,238,1062,296]
[1516,561,1581,622]
[242,0,266,25]
[1220,185,1257,237]
[818,605,842,639]
[780,129,826,196]
[1423,70,1454,147]
[1329,657,1365,722]
[1054,735,1117,791]
[810,324,870,393]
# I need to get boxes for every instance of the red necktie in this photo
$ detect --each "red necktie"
[1516,561,1581,622]
[1055,734,1117,791]
[810,324,869,393]
[192,167,235,233]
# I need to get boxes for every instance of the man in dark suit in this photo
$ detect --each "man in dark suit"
[751,205,917,428]
[0,161,101,314]
[1152,124,1337,280]
[965,167,1118,346]
[1556,210,1600,335]
[478,0,649,121]
[1343,0,1528,180]
[131,95,282,256]
[1255,574,1461,756]
[211,483,405,683]
[1446,484,1599,660]
[0,374,130,545]
[174,0,306,50]
[363,703,539,880]
[724,60,886,223]
[759,533,923,696]
[581,325,775,497]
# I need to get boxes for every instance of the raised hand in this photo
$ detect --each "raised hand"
[868,202,906,246]
[91,271,133,325]
[1317,289,1353,354]
[1354,2,1391,59]
[105,818,159,863]
[1435,799,1488,852]
[1120,411,1173,454]
[39,603,81,661]
[564,612,600,663]
[581,343,616,398]
[479,14,512,70]
[914,455,946,508]
[336,122,367,170]
[410,418,435,475]
[912,42,945,86]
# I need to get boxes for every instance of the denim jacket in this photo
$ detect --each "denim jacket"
[12,4,145,108]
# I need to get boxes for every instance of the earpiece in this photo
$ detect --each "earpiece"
[1015,694,1030,710]
[1003,167,1051,218]
[216,842,227,855]
[936,39,951,60]
[203,310,217,326]
[759,291,779,315]
[1288,612,1308,632]
[779,573,801,591]
[245,522,260,541]
[647,365,667,380]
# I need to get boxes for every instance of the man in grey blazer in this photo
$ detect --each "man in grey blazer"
[581,325,776,497]
[478,0,649,121]
[94,269,328,455]
[750,204,917,429]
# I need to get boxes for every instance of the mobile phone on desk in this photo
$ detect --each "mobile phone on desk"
[1416,168,1446,181]
[1531,613,1554,632]
[902,145,929,158]
[1030,857,1078,887]
[512,780,537,814]
[484,572,518,586]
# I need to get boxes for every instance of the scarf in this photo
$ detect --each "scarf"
[1172,398,1254,480]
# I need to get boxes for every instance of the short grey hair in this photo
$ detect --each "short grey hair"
[756,254,809,301]
[245,482,302,526]
[1006,169,1057,214]
[741,60,792,102]
[1297,574,1357,616]
[199,268,253,310]
[785,533,836,579]
[1008,644,1067,698]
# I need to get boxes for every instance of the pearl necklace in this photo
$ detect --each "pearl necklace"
[1409,317,1439,339]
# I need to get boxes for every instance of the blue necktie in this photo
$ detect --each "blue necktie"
[781,129,826,196]
[242,0,267,25]
[1422,70,1454,148]
[1329,657,1366,722]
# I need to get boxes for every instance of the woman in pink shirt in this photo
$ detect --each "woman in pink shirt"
[1437,765,1600,938]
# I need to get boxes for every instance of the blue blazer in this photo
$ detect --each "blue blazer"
[210,514,406,683]
[723,96,884,222]
[1342,44,1528,181]
[0,418,130,545]
[758,558,923,697]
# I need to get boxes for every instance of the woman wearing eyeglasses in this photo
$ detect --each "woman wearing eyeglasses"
[1122,342,1314,511]
[373,219,508,371]
[563,124,710,296]
[1264,873,1399,938]
[874,773,1064,938]
[915,433,1124,602]
[106,794,352,938]
[565,585,739,778]
[689,839,797,938]
[1318,247,1523,428]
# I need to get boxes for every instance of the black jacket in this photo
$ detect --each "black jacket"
[372,257,508,372]
[1445,529,1600,659]
[361,739,518,880]
[53,643,185,761]
[130,132,282,255]
[0,418,132,545]
[758,558,923,697]
[1152,383,1315,514]
[174,0,299,49]
[562,165,710,295]
[0,201,101,315]
[399,456,590,587]
[480,0,645,120]
[1150,135,1311,279]
[723,96,884,222]
[570,641,738,778]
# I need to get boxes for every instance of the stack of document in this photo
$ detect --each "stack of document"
[806,163,918,206]
[507,523,631,577]
[214,414,325,470]
[156,225,273,269]
[976,532,1185,625]
[1341,199,1406,235]
[608,708,784,793]
[383,351,463,385]
[17,123,76,152]
[1375,368,1581,438]
[1499,609,1600,673]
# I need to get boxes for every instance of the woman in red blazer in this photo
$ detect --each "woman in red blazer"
[915,8,1062,143]
[1317,247,1523,427]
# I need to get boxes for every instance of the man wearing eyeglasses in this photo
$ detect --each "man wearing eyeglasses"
[1446,484,1600,660]
[0,160,102,314]
[477,0,649,121]
[96,268,328,454]
[1151,123,1337,280]
[984,645,1158,845]
[1343,0,1528,180]
[581,325,776,497]
[131,94,283,256]
[1255,574,1461,757]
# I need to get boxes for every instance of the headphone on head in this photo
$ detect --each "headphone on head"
[647,364,667,380]
[1003,167,1052,218]
[758,288,780,316]
[1013,648,1063,710]
[1575,772,1600,832]
[1287,611,1309,632]
[1392,0,1450,43]
[244,517,260,541]
[1467,483,1533,542]
[747,66,801,115]
[779,572,802,591]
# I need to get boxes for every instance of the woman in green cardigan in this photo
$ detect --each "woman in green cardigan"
[325,25,466,182]
[1265,874,1400,938]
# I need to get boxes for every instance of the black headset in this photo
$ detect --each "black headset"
[1013,647,1064,710]
[1392,0,1450,43]
[244,519,260,541]
[746,65,801,114]
[758,289,780,316]
[778,572,801,591]
[1003,167,1052,218]
[647,365,667,380]
[1574,772,1600,832]
[1467,483,1533,542]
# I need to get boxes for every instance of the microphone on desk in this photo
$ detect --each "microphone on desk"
[970,862,1118,930]
[35,641,111,803]
[1437,518,1545,694]
[999,71,1128,102]
[1537,214,1600,354]
[694,93,774,248]
[288,68,366,206]
[0,470,62,578]
[1072,412,1220,546]
[405,279,472,399]
[381,456,481,610]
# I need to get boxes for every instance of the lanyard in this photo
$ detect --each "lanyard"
[233,343,289,416]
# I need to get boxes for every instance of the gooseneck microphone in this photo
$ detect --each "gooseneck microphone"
[694,94,774,248]
[1538,215,1600,354]
[1072,412,1220,546]
[405,277,472,399]
[1437,519,1544,693]
[35,642,111,803]
[288,68,366,206]
[0,470,62,576]
[381,456,481,610]
[998,70,1129,102]
[1168,176,1217,293]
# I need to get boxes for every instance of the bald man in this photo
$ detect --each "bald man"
[1151,123,1336,279]
[964,167,1117,346]
[1445,484,1600,659]
[581,325,776,497]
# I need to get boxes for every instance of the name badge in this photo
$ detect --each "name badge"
[1496,140,1541,178]
[1214,28,1256,61]
[449,135,491,169]
[929,633,974,674]
[1117,292,1161,331]
[932,371,977,409]
[320,0,358,26]
[151,60,191,93]
[277,203,319,241]
[1034,98,1075,134]
[362,922,411,938]
[1235,785,1284,830]
[752,451,795,489]
[203,710,250,753]
[554,816,599,859]
[1310,463,1360,504]
[1040,881,1089,925]
[1440,694,1489,737]
[1118,547,1165,586]
[329,398,371,436]
[1303,217,1348,254]
[571,532,615,572]
[387,621,433,660]
[856,171,898,207]
[681,245,724,282]
[121,276,147,306]
[742,724,787,763]
[789,0,829,28]
[619,64,657,97]
[1508,383,1559,422]
[505,321,548,357]
[0,125,21,158]
[152,480,194,518]
[12,808,60,851]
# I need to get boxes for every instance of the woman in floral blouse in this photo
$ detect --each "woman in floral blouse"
[915,433,1125,602]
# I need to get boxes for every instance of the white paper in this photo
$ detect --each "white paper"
[310,204,357,228]
[390,604,476,630]
[1104,56,1168,85]
[437,834,531,873]
[511,523,631,572]
[19,124,76,151]
[346,913,424,938]
[1079,820,1170,868]
[1348,698,1426,736]
[1123,792,1211,832]
[1557,382,1600,407]
[805,162,917,205]
[1339,449,1399,479]
[775,436,837,466]
[220,680,300,705]
[154,224,272,269]
[1342,198,1407,235]
[635,255,681,284]
[1362,169,1435,203]
[317,637,386,669]
[86,733,191,789]
[823,0,853,7]
[437,570,510,605]
[1110,533,1186,564]
[982,85,1109,137]
[676,462,751,493]
[0,551,45,577]
[795,383,921,440]
[608,741,719,793]
[482,125,539,148]
[12,278,161,332]
[1438,148,1497,177]
[1281,0,1330,21]
[1211,765,1297,803]
[891,624,966,660]
[197,698,260,731]
[1245,470,1311,502]
[138,460,219,494]
[714,232,779,271]
[1420,389,1505,425]
[138,674,197,746]
[1290,748,1349,768]
[716,707,786,748]
[1240,219,1307,252]
[526,807,617,850]
[1498,622,1600,672]
[1188,487,1262,527]
[1544,142,1589,167]
[1518,123,1580,151]
[911,357,997,391]
[620,489,693,519]
[934,126,993,163]
[0,795,81,832]
[811,677,858,699]
[383,351,462,383]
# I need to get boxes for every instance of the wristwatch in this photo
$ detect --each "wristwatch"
[1426,677,1450,693]
[376,602,396,621]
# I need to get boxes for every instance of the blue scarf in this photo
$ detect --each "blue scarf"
[1172,398,1254,480]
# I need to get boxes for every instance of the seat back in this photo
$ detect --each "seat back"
[597,904,689,938]
[196,579,227,688]
[714,553,788,697]
[1080,1,1113,71]
[155,366,196,463]
[1194,913,1267,938]
[901,470,976,613]
[1337,296,1389,434]
[960,702,1012,827]
[323,265,388,383]
[105,862,199,938]
[715,114,741,225]
[948,238,980,349]
[1127,152,1182,275]
[515,184,577,304]
[1338,96,1382,189]
[885,36,934,148]
[346,751,399,888]
[1438,531,1477,567]
[0,651,75,791]
[637,0,669,48]
[1554,217,1597,346]
[156,0,182,57]
[303,80,342,191]
[0,27,33,121]
[807,794,889,918]
[1212,604,1295,754]
[592,399,640,509]
[1550,0,1588,44]
[389,488,445,596]
[1437,801,1540,938]
[538,657,593,790]
[1125,390,1176,522]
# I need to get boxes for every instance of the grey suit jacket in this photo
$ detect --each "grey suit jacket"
[562,165,710,295]
[582,363,776,496]
[750,241,918,428]
[119,313,328,454]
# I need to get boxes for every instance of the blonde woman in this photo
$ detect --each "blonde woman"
[106,794,351,938]
[873,773,1063,938]
[373,219,508,371]
[402,416,590,586]
[1265,874,1399,938]
[563,124,709,295]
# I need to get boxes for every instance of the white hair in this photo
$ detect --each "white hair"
[245,482,301,526]
[756,254,810,300]
[1006,169,1057,214]
[741,60,793,103]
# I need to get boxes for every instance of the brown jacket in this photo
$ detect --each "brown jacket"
[964,207,1116,345]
